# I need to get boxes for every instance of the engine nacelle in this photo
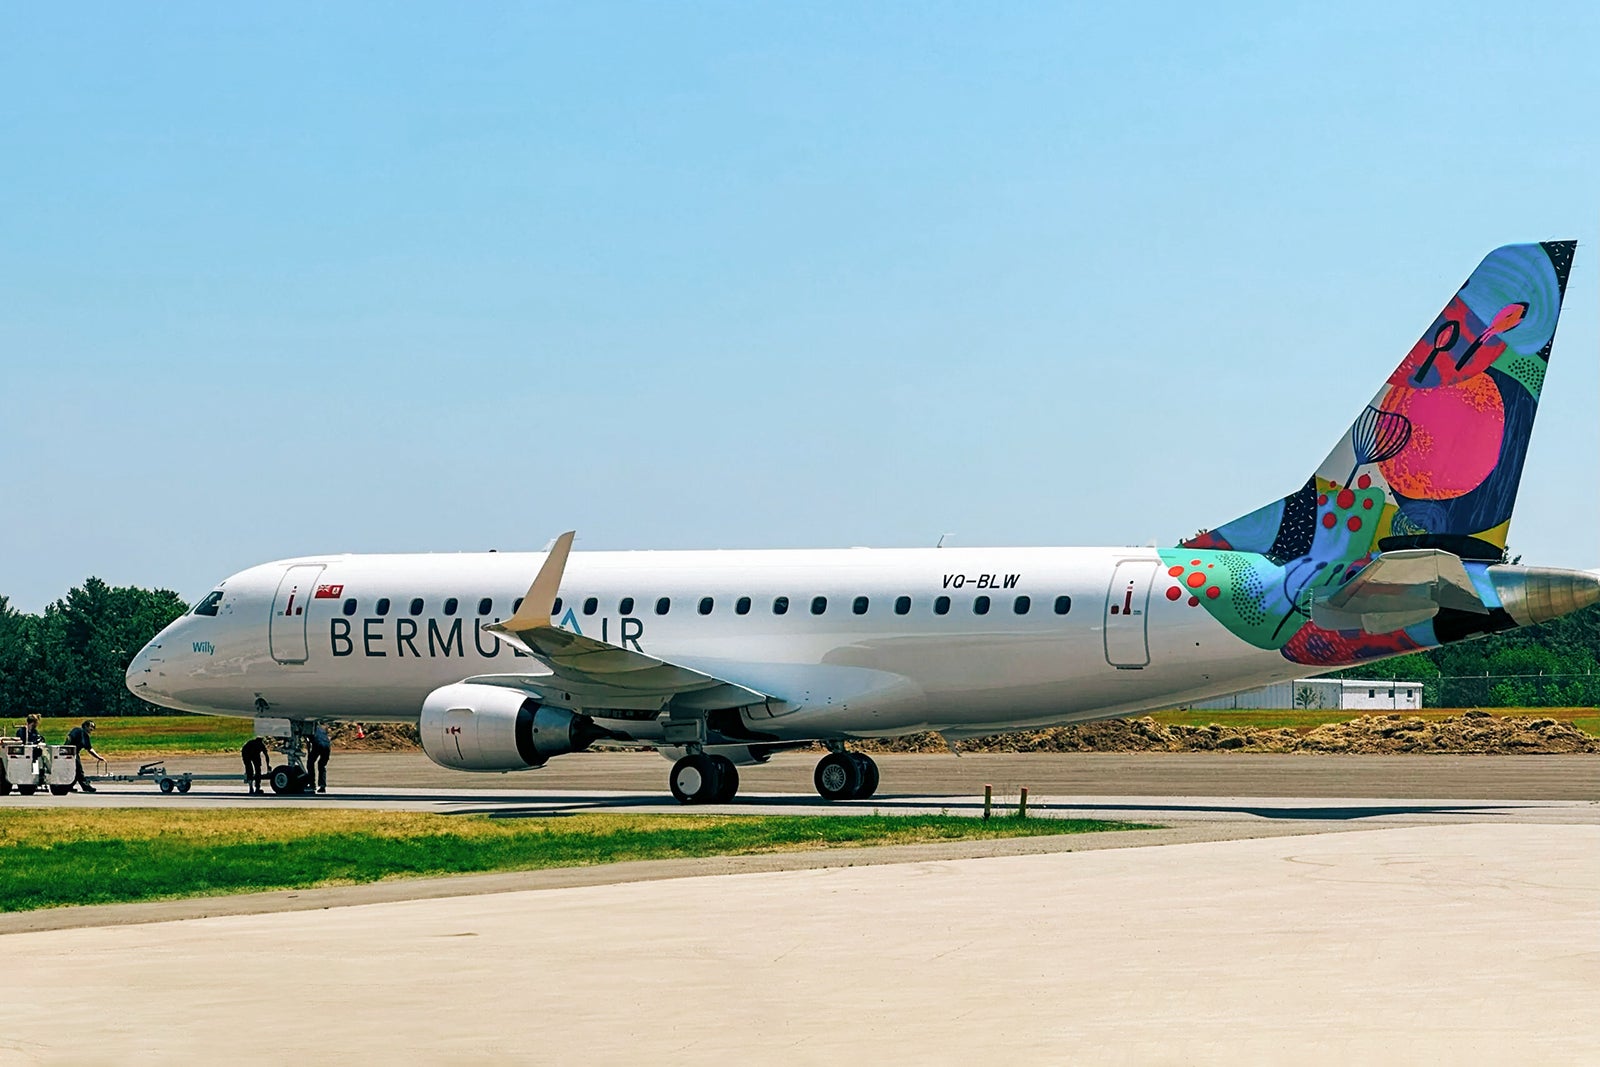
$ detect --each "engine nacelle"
[419,682,609,772]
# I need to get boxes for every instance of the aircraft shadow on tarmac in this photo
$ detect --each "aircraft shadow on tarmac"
[437,796,1525,822]
[149,789,1525,822]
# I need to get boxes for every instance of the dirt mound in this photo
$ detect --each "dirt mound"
[854,712,1599,755]
[323,714,1596,756]
[328,723,421,752]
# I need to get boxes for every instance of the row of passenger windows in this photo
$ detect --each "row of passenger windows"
[340,593,1072,618]
[342,596,521,618]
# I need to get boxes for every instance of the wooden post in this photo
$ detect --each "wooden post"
[1018,786,1029,819]
[983,784,992,821]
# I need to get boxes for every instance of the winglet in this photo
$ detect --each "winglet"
[488,531,575,638]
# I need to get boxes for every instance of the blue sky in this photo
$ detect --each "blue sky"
[3,2,1597,611]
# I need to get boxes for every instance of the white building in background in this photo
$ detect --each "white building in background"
[1186,678,1423,712]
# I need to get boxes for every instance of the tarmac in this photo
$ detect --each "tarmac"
[44,748,1600,798]
[3,752,1597,1063]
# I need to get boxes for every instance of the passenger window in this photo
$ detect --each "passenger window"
[894,595,911,615]
[852,596,869,615]
[735,596,751,615]
[656,597,671,616]
[811,596,827,615]
[1054,595,1072,615]
[1013,595,1031,615]
[477,597,493,616]
[619,596,635,614]
[342,598,357,617]
[191,591,224,617]
[443,597,459,616]
[934,596,951,615]
[974,595,991,615]
[376,598,391,617]
[409,598,424,616]
[773,596,790,615]
[583,597,598,616]
[552,597,563,615]
[699,597,714,615]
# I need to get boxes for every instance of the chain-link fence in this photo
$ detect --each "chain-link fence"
[1425,673,1599,709]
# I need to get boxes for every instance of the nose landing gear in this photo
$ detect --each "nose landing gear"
[266,719,322,794]
[268,765,314,795]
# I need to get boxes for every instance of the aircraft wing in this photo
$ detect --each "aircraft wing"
[1310,548,1488,633]
[474,532,775,714]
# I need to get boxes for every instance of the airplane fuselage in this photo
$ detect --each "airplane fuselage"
[129,546,1311,740]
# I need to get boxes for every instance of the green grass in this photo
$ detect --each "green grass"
[0,809,1148,913]
[1148,707,1600,736]
[19,715,253,756]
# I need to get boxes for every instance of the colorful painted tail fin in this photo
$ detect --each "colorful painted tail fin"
[1184,241,1575,564]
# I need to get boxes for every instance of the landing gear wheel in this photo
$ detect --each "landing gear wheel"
[49,784,72,796]
[0,778,12,795]
[814,752,863,802]
[710,756,739,803]
[177,779,192,794]
[159,778,175,794]
[269,767,304,795]
[670,753,722,804]
[849,753,879,799]
[17,784,37,796]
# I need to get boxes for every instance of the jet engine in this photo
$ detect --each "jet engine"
[419,682,612,771]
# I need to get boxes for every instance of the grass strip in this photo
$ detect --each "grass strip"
[0,809,1148,913]
[20,716,254,756]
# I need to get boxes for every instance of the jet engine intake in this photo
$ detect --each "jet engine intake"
[419,682,611,771]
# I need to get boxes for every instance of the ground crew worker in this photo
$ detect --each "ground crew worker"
[241,736,273,794]
[65,719,104,793]
[307,722,331,793]
[22,714,47,777]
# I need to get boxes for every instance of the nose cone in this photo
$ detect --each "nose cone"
[125,643,156,698]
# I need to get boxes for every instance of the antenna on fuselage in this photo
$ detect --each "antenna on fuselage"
[936,533,954,549]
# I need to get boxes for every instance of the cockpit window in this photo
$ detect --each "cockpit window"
[191,591,223,617]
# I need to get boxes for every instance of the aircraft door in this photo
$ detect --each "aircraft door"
[1104,559,1156,668]
[269,564,325,664]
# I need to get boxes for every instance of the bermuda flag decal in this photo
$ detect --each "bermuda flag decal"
[314,584,344,599]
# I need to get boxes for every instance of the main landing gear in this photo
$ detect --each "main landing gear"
[813,751,879,802]
[666,745,879,804]
[669,752,740,804]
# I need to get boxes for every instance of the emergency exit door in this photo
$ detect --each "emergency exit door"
[1104,559,1156,668]
[270,564,324,664]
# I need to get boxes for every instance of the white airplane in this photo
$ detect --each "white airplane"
[127,241,1599,802]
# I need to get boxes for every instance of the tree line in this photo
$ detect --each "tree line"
[1336,604,1600,708]
[0,579,1594,720]
[0,579,187,720]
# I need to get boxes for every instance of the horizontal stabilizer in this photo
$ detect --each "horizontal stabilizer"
[1311,549,1487,634]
